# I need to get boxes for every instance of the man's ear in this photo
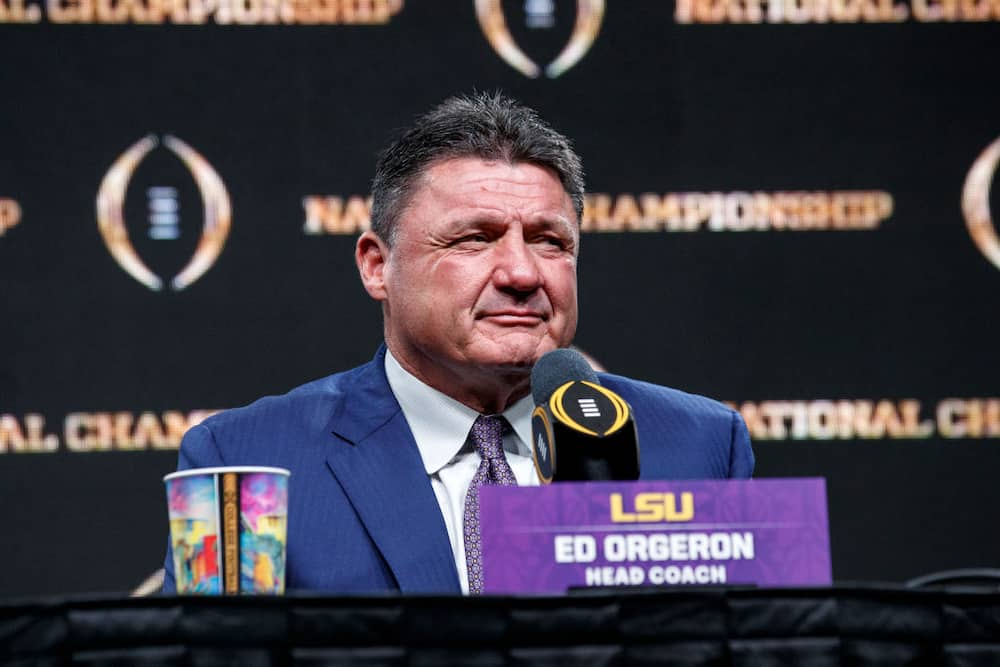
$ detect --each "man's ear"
[356,230,390,301]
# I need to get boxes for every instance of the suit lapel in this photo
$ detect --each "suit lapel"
[324,348,461,593]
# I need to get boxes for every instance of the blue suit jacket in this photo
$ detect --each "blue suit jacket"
[162,347,753,594]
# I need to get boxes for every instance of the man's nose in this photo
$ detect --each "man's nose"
[492,234,542,293]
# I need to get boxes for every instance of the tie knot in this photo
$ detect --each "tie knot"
[470,414,506,460]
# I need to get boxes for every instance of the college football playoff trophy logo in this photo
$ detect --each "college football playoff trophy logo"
[962,136,1000,272]
[475,0,605,78]
[96,135,231,291]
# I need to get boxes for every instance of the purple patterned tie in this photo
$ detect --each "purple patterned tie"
[463,414,516,595]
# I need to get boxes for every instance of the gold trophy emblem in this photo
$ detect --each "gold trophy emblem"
[475,0,605,78]
[96,135,232,291]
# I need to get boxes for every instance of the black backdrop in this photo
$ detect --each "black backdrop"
[1,1,998,598]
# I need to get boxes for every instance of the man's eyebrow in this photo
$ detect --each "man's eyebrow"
[532,216,577,235]
[439,215,501,230]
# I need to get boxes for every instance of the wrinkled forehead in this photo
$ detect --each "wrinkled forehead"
[408,156,578,220]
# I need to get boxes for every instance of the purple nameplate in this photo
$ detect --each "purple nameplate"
[479,478,831,594]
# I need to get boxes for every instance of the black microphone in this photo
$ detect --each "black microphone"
[530,348,640,482]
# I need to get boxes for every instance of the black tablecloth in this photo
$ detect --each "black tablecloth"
[3,587,1000,665]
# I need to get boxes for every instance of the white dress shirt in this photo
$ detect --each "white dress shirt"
[384,350,540,594]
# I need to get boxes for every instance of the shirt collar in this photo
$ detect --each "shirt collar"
[384,349,534,475]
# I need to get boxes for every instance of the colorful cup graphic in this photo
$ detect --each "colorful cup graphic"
[164,466,289,595]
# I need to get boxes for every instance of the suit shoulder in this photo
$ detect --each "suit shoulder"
[598,372,754,479]
[598,372,736,423]
[199,363,368,434]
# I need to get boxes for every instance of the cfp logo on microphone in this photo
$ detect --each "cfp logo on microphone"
[96,135,232,291]
[475,0,605,78]
[550,381,629,437]
[962,135,1000,273]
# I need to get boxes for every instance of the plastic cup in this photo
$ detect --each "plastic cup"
[164,466,289,595]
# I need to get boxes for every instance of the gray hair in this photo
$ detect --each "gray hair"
[370,92,585,245]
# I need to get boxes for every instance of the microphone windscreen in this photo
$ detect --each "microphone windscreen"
[531,348,599,405]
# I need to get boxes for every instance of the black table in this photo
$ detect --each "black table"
[3,586,1000,665]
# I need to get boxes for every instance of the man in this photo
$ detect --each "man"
[163,93,753,595]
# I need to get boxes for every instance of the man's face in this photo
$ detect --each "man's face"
[360,157,579,399]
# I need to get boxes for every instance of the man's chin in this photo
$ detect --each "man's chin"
[467,338,562,372]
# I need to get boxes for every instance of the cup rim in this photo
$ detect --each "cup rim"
[163,466,290,482]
